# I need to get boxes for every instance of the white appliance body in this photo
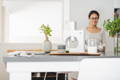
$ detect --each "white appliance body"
[65,30,85,52]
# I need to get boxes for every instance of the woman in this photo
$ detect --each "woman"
[85,10,105,53]
[69,10,105,80]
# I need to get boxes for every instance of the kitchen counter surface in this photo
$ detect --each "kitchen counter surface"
[3,55,120,62]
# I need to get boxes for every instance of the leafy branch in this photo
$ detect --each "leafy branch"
[40,24,52,40]
[103,18,120,37]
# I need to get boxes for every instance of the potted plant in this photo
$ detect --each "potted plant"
[40,24,52,53]
[103,18,120,56]
[103,18,120,37]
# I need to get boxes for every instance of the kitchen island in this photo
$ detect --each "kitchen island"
[3,56,120,80]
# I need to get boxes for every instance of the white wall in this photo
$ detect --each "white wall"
[0,1,8,80]
[114,0,120,8]
[70,0,114,29]
[0,0,3,42]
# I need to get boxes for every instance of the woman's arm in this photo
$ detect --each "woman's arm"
[98,29,106,54]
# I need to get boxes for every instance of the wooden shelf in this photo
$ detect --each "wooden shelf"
[49,52,101,56]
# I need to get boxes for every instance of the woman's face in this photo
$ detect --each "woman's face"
[89,13,99,26]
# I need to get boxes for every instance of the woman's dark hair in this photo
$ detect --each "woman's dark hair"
[88,10,100,19]
[114,8,118,13]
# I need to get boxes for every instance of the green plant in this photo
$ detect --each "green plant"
[103,18,120,37]
[40,24,52,40]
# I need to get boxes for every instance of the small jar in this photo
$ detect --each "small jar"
[57,45,66,53]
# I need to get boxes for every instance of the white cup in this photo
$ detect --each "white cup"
[87,46,97,53]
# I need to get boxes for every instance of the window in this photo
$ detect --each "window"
[3,0,67,44]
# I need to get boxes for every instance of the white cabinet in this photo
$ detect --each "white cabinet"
[7,61,80,80]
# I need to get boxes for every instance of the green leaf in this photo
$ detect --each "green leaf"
[103,18,120,37]
[40,24,52,37]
